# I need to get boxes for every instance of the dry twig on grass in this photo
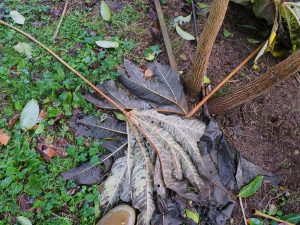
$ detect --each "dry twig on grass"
[53,0,69,41]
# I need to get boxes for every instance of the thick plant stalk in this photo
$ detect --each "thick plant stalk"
[0,20,127,115]
[186,45,262,118]
[208,50,300,115]
[186,0,230,95]
[153,0,177,72]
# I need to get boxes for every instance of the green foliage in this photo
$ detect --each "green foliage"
[238,175,264,197]
[0,0,142,224]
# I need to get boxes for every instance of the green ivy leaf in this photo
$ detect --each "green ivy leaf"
[238,175,264,197]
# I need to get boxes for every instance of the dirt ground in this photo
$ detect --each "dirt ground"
[145,0,300,223]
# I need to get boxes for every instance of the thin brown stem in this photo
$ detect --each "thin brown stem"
[186,44,262,118]
[53,0,69,41]
[0,19,127,115]
[252,209,294,225]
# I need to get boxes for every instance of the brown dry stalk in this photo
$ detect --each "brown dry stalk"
[208,50,300,115]
[153,0,178,72]
[53,0,69,40]
[186,0,230,96]
[186,44,262,118]
[252,209,294,225]
[0,20,127,115]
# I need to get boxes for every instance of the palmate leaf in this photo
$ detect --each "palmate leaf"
[99,109,211,225]
[84,60,188,114]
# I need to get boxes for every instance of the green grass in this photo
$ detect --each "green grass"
[0,1,143,224]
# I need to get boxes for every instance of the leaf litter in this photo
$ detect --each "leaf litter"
[65,59,279,225]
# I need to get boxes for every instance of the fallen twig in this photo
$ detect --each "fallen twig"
[153,0,177,72]
[53,0,69,41]
[186,44,262,118]
[0,19,127,115]
[239,196,248,225]
[252,209,294,225]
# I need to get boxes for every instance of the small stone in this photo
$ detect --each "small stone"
[294,150,299,155]
[97,204,135,225]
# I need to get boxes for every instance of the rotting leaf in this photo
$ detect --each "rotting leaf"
[174,14,192,25]
[95,40,119,49]
[10,10,25,25]
[85,62,189,113]
[69,114,127,139]
[20,99,39,130]
[120,59,188,114]
[84,80,153,111]
[36,137,68,161]
[0,129,10,146]
[175,24,195,41]
[238,175,264,197]
[62,154,113,185]
[101,0,111,21]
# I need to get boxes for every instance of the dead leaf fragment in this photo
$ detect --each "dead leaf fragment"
[0,129,10,146]
[36,137,68,161]
[144,68,153,78]
[8,114,20,130]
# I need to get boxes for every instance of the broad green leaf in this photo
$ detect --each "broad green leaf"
[280,214,300,224]
[13,43,32,59]
[247,38,260,44]
[100,0,111,21]
[175,25,195,41]
[174,14,192,25]
[281,2,300,52]
[185,209,200,224]
[16,216,32,225]
[95,40,119,49]
[238,175,263,197]
[144,45,161,61]
[10,10,25,25]
[20,99,39,130]
[253,0,275,25]
[223,28,233,38]
[248,218,264,225]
